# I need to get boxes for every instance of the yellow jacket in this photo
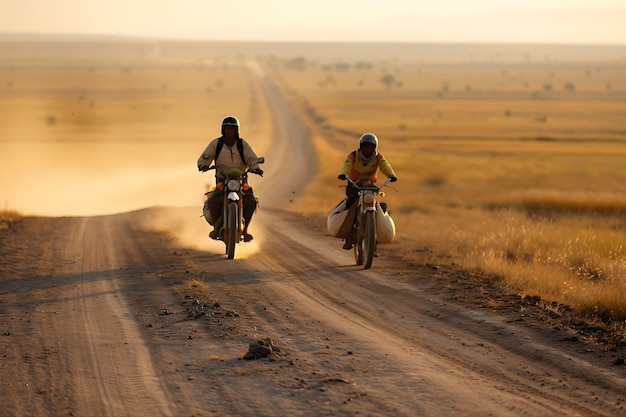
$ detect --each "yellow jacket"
[339,150,396,184]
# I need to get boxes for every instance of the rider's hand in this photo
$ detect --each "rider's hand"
[252,168,264,176]
[389,176,398,182]
[198,164,208,172]
[338,174,347,180]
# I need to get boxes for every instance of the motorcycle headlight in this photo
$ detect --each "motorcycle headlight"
[363,193,375,205]
[226,179,241,192]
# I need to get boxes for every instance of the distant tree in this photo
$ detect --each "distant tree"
[285,56,307,71]
[564,82,576,93]
[543,83,552,92]
[355,61,372,70]
[380,74,395,89]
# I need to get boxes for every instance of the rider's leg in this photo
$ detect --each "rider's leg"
[343,186,358,249]
[242,188,258,241]
[345,186,358,209]
[207,189,224,239]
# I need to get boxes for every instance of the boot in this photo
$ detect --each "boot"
[343,229,354,250]
[209,216,223,240]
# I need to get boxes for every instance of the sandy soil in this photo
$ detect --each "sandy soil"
[1,61,625,417]
[1,207,625,417]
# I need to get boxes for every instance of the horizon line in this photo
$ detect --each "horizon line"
[0,32,624,48]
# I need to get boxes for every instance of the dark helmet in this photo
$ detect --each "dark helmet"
[221,116,240,137]
[359,133,378,148]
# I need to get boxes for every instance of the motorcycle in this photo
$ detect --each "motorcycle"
[203,157,264,259]
[344,177,392,269]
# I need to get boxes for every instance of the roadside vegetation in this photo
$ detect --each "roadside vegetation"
[0,208,21,224]
[268,49,626,325]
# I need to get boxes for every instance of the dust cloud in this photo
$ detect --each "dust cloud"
[0,140,209,216]
[0,137,264,255]
[135,206,262,258]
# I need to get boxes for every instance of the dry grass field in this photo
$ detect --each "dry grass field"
[1,39,625,326]
[263,44,626,324]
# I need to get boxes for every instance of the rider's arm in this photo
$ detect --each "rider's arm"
[339,152,355,177]
[378,154,397,179]
[198,139,218,169]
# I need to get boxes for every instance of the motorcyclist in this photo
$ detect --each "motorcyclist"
[197,116,263,242]
[338,132,397,250]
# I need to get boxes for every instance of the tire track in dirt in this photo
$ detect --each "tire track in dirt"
[69,216,176,416]
[211,209,626,417]
[0,215,180,416]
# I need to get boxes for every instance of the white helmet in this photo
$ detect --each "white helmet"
[359,133,378,148]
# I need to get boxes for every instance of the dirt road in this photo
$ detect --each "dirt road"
[1,63,625,417]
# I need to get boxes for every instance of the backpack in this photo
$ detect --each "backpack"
[215,137,246,164]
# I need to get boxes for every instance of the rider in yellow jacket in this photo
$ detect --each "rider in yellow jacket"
[338,133,397,249]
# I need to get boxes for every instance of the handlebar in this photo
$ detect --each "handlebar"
[200,166,263,176]
[345,176,392,191]
[199,156,265,175]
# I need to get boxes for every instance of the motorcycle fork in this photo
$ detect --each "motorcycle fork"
[356,191,376,229]
[223,192,244,237]
[236,194,244,236]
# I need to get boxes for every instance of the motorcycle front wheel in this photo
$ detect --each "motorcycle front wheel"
[226,202,237,259]
[362,210,376,269]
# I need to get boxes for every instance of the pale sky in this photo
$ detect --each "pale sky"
[2,0,625,44]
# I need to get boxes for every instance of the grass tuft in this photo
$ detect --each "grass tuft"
[0,209,21,224]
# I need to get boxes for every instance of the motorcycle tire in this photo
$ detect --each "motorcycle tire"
[363,211,376,269]
[226,202,237,259]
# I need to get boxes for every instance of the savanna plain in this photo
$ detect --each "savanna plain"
[0,40,625,416]
[270,43,626,326]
